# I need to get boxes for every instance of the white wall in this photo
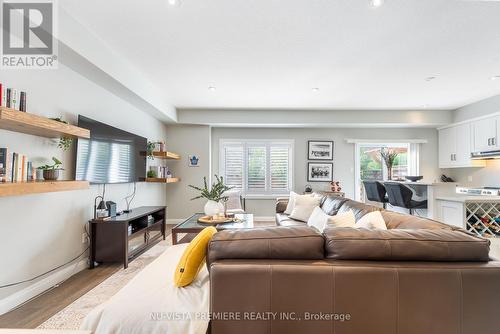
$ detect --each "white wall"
[211,127,440,217]
[0,65,167,311]
[453,93,500,123]
[164,125,211,220]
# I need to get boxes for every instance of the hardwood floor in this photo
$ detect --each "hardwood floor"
[0,264,121,329]
[0,225,175,329]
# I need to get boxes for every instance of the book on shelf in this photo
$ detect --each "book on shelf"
[0,83,27,111]
[0,148,7,182]
[5,151,35,183]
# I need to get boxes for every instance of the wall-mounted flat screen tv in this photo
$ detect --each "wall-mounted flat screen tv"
[75,115,146,184]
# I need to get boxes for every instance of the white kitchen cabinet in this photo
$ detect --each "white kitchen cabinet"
[438,126,454,168]
[435,200,465,228]
[438,123,485,168]
[472,116,498,152]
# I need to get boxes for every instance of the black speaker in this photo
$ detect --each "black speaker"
[106,201,117,217]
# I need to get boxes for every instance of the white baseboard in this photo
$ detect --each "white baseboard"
[0,259,88,315]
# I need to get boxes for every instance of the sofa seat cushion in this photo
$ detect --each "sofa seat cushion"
[324,227,490,261]
[275,213,306,226]
[320,196,349,216]
[208,226,325,266]
[337,199,382,222]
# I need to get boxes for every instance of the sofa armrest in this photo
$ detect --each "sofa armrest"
[276,197,289,213]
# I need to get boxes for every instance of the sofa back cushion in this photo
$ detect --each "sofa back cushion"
[381,211,453,230]
[207,226,325,266]
[336,199,382,222]
[320,195,349,216]
[323,227,490,262]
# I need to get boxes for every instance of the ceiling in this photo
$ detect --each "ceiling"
[61,0,500,111]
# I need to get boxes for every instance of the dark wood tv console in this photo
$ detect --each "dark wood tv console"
[89,206,166,269]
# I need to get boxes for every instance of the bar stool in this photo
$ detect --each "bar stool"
[363,181,389,209]
[384,182,427,215]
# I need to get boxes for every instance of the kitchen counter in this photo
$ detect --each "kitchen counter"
[383,181,458,186]
[435,195,500,203]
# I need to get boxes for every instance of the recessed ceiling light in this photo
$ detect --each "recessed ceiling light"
[167,0,181,6]
[312,87,320,92]
[208,86,216,91]
[371,0,384,7]
[425,76,437,82]
[490,75,500,81]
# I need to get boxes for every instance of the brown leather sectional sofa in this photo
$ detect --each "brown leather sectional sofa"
[208,195,500,334]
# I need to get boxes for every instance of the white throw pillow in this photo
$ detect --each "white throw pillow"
[328,210,356,228]
[307,206,330,232]
[289,195,321,222]
[356,211,387,230]
[284,191,299,215]
[284,191,320,214]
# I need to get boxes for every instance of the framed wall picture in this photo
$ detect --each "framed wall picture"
[308,162,333,182]
[308,140,334,160]
[188,155,200,167]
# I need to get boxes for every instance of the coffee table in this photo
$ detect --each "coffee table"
[172,213,254,245]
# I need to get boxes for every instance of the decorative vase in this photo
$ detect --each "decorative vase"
[204,200,224,216]
[387,166,393,181]
[42,169,61,181]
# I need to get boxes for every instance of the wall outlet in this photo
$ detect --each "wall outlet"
[82,233,89,244]
[468,176,473,183]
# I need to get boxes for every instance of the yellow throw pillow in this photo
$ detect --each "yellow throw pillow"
[174,226,217,287]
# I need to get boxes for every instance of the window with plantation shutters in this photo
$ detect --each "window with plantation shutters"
[220,140,293,196]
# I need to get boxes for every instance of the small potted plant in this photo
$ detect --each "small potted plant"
[189,175,233,216]
[50,117,73,151]
[147,141,157,160]
[38,157,64,181]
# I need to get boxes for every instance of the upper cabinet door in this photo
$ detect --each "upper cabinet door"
[496,116,500,148]
[472,117,497,152]
[438,126,455,168]
[454,123,473,165]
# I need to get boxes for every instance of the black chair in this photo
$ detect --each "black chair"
[363,181,389,209]
[384,182,427,215]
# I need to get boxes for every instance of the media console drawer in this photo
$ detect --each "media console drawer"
[90,206,166,269]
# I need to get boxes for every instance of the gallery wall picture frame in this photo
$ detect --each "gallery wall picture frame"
[308,140,334,160]
[308,162,333,182]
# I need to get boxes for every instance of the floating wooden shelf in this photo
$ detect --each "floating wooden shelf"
[145,177,180,183]
[0,107,90,139]
[151,151,181,160]
[0,180,90,197]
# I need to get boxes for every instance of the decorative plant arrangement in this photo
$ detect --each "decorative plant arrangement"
[147,170,157,178]
[380,148,399,181]
[37,157,64,181]
[50,117,73,151]
[189,175,233,216]
[147,141,157,160]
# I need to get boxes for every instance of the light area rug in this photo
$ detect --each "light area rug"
[38,222,274,330]
[38,237,174,330]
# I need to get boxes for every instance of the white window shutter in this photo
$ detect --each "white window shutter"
[270,145,290,193]
[246,145,266,192]
[222,145,244,189]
